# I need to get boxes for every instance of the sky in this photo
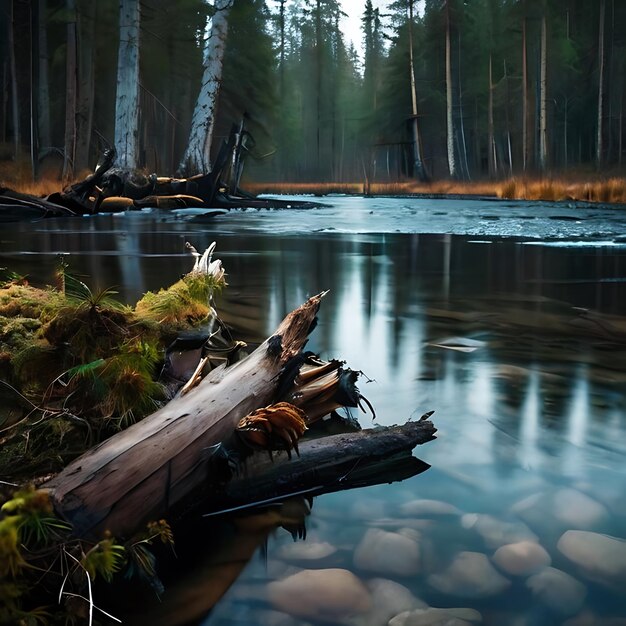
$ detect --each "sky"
[341,0,425,57]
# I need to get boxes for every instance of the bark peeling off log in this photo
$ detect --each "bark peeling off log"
[44,294,323,538]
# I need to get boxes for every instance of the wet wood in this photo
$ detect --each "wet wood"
[204,420,437,516]
[44,294,324,538]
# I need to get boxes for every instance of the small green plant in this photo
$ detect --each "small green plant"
[81,533,126,583]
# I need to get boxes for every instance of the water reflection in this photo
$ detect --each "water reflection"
[2,213,626,624]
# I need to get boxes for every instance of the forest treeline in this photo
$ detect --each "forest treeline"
[1,0,624,184]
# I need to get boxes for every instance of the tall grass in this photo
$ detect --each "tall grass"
[246,177,626,205]
[497,177,626,204]
[3,156,625,205]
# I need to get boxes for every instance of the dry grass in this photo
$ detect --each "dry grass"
[246,180,500,197]
[247,177,626,205]
[3,155,625,205]
[496,177,626,204]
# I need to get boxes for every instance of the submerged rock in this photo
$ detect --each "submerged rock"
[267,568,371,623]
[276,540,337,564]
[389,607,482,626]
[461,513,537,548]
[511,489,609,532]
[491,540,551,576]
[563,610,626,626]
[557,530,626,591]
[399,499,462,518]
[428,551,510,598]
[552,489,610,529]
[353,528,421,577]
[525,567,587,616]
[350,578,427,626]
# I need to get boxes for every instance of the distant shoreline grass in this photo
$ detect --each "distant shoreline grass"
[246,177,626,205]
[3,158,626,206]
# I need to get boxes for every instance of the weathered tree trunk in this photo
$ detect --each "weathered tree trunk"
[114,0,140,169]
[596,0,606,168]
[211,422,435,515]
[178,0,233,176]
[45,294,324,538]
[408,0,428,182]
[45,294,436,541]
[446,0,456,178]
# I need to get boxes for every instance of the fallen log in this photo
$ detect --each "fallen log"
[204,421,436,516]
[44,292,436,541]
[44,293,324,538]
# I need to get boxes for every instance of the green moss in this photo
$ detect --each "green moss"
[0,283,64,321]
[0,267,227,480]
[135,273,223,330]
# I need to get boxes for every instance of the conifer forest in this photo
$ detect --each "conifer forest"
[1,0,624,184]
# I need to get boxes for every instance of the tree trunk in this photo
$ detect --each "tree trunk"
[114,0,141,170]
[74,0,96,172]
[37,0,51,152]
[45,294,324,538]
[522,13,528,171]
[488,54,496,178]
[458,30,470,180]
[178,0,233,176]
[445,0,456,178]
[30,0,39,179]
[62,0,77,181]
[8,0,20,159]
[538,9,548,173]
[408,0,428,181]
[596,0,606,168]
[44,293,436,540]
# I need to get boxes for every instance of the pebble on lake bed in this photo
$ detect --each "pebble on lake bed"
[399,499,462,518]
[353,528,421,577]
[351,578,427,626]
[511,489,609,532]
[428,551,510,598]
[389,607,483,626]
[276,540,337,564]
[461,513,538,548]
[267,568,371,623]
[525,567,587,617]
[557,530,626,592]
[491,540,551,576]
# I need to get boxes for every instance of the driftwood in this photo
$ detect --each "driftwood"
[205,421,436,516]
[0,122,322,221]
[44,293,323,537]
[44,293,436,540]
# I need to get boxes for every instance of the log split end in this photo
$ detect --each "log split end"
[273,292,327,364]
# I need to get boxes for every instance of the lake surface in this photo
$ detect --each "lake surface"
[2,196,626,625]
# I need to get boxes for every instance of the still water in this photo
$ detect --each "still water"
[2,196,626,625]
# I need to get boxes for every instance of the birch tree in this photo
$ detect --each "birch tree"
[179,0,234,176]
[407,0,428,181]
[445,0,456,178]
[114,0,141,169]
